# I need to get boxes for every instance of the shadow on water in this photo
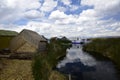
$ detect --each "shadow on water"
[56,44,119,80]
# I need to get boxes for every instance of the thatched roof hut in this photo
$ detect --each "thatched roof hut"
[10,29,47,54]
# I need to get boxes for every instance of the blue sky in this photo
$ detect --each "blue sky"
[0,0,120,38]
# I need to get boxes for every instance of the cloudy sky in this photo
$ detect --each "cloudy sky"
[0,0,120,38]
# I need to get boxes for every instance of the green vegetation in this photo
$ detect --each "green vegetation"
[83,37,120,69]
[0,30,18,36]
[0,30,18,50]
[32,37,71,80]
[0,36,14,50]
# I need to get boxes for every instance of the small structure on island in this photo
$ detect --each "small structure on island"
[10,29,47,54]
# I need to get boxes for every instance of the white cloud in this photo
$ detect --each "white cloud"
[40,0,57,12]
[81,0,120,17]
[80,9,96,18]
[0,0,120,38]
[1,18,120,38]
[0,0,41,23]
[24,10,44,19]
[61,0,71,5]
[49,10,78,25]
[0,0,40,9]
[49,10,68,19]
[48,8,120,37]
[0,24,25,32]
[0,0,41,12]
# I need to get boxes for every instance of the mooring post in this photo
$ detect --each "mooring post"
[68,74,71,80]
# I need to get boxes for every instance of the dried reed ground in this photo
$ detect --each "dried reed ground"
[0,59,34,80]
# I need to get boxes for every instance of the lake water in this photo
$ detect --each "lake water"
[57,44,119,80]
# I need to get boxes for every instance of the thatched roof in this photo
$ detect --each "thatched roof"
[19,29,47,48]
[10,29,47,51]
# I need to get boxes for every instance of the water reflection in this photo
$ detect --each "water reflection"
[57,44,96,68]
[57,44,119,80]
[57,61,96,80]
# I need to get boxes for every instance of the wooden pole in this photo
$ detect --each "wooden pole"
[68,74,71,80]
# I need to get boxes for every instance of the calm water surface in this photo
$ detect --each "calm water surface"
[57,44,119,80]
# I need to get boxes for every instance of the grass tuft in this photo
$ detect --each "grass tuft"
[32,38,71,80]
